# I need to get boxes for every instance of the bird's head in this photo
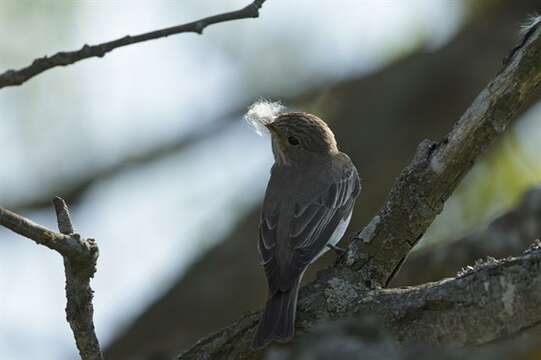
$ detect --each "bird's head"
[265,113,338,165]
[245,101,338,165]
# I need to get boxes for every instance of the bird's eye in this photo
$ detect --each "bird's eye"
[287,136,300,146]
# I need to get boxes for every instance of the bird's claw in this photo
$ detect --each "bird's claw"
[327,243,346,256]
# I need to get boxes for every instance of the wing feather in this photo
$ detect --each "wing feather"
[259,162,360,293]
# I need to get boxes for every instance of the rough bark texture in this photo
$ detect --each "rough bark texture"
[179,245,541,360]
[344,21,541,287]
[53,198,102,360]
[265,317,537,360]
[105,2,541,357]
[393,186,541,286]
[0,199,102,360]
[0,0,267,90]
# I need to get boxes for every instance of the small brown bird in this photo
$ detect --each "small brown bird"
[245,101,361,349]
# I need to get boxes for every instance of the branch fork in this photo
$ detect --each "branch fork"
[0,198,102,360]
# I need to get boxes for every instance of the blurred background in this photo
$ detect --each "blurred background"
[1,0,540,359]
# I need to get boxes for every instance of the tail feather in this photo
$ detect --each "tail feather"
[251,279,300,349]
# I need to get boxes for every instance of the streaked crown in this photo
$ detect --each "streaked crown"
[270,113,338,154]
[244,100,338,165]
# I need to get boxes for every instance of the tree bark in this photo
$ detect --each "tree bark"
[344,19,541,286]
[180,244,541,359]
[265,314,539,360]
[177,19,541,359]
[0,198,102,359]
[392,186,541,286]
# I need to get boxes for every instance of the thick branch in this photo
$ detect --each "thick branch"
[0,205,89,257]
[0,199,101,360]
[272,317,533,360]
[393,186,541,286]
[343,21,541,287]
[179,246,541,359]
[0,0,267,90]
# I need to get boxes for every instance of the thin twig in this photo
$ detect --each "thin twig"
[54,196,75,234]
[0,0,268,90]
[0,199,102,360]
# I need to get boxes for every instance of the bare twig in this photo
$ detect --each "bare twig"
[0,199,102,360]
[54,196,75,234]
[0,0,268,90]
[272,318,530,360]
[343,20,541,287]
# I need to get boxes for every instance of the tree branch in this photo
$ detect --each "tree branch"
[392,185,541,286]
[177,19,541,360]
[179,245,541,359]
[0,198,102,360]
[343,20,541,287]
[270,312,536,360]
[0,0,268,90]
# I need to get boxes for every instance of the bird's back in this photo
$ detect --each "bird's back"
[260,152,360,290]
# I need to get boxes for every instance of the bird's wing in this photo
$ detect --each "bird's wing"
[259,164,360,293]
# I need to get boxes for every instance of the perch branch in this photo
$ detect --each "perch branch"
[0,198,102,360]
[0,0,268,90]
[272,317,531,360]
[179,245,541,359]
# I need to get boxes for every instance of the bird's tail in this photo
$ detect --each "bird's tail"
[251,278,301,350]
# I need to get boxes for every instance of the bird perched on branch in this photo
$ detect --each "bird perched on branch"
[245,100,361,349]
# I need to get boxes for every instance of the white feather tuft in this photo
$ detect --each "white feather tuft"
[244,100,286,136]
[520,14,541,35]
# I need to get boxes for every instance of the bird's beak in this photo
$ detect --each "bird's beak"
[265,123,284,142]
[265,123,288,148]
[265,122,278,134]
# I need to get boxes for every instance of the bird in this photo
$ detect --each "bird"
[245,101,361,349]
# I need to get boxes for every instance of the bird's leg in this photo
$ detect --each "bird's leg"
[327,243,346,256]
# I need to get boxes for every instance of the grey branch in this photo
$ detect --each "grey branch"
[268,309,538,360]
[343,20,541,287]
[180,245,541,359]
[0,0,267,90]
[393,186,541,286]
[0,198,102,360]
[178,20,541,360]
[269,310,537,360]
